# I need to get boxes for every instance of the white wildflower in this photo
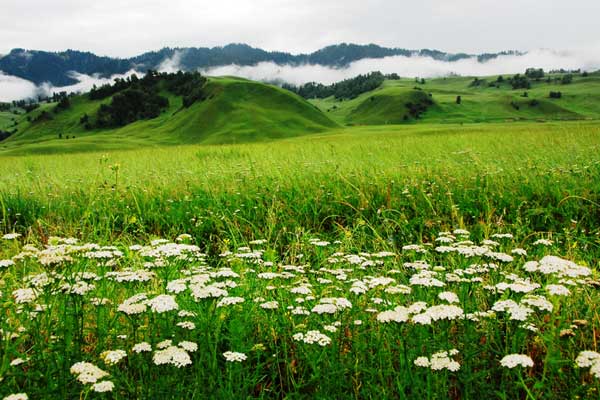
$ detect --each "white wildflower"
[178,341,198,352]
[223,351,247,362]
[92,381,115,393]
[132,342,152,353]
[3,394,28,400]
[546,284,571,296]
[216,296,245,307]
[101,350,127,365]
[293,330,331,346]
[153,346,192,368]
[500,354,534,368]
[70,362,109,384]
[438,291,460,304]
[146,295,179,313]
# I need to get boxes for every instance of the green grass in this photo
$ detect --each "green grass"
[0,110,19,130]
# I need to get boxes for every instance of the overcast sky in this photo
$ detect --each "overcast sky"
[1,0,600,57]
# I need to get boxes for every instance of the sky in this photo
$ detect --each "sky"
[1,0,600,57]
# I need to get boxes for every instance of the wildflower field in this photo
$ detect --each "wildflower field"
[1,120,600,399]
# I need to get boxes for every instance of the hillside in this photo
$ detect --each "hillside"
[310,72,600,125]
[0,77,337,155]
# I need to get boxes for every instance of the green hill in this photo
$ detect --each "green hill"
[311,72,600,125]
[347,88,434,125]
[0,77,337,155]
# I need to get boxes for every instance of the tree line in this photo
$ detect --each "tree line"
[283,72,395,100]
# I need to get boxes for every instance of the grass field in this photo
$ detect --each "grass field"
[1,115,600,398]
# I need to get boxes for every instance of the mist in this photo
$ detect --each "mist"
[0,72,39,102]
[2,47,599,103]
[201,48,600,85]
[0,70,139,103]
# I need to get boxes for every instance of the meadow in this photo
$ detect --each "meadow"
[1,119,600,399]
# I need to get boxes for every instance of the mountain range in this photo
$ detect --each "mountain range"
[0,43,520,86]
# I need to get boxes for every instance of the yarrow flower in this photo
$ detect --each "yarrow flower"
[216,296,245,307]
[177,321,196,330]
[153,346,192,368]
[92,381,115,393]
[500,354,534,368]
[260,301,279,310]
[10,358,27,367]
[146,294,179,313]
[414,350,460,372]
[546,284,571,296]
[2,233,21,240]
[223,351,247,362]
[576,351,600,378]
[293,330,332,346]
[132,342,152,353]
[101,350,127,365]
[12,288,38,304]
[412,305,464,325]
[178,341,198,352]
[3,394,28,400]
[438,291,460,304]
[70,362,109,384]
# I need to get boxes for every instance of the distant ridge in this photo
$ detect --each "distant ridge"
[0,43,521,86]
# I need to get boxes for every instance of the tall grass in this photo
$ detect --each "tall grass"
[1,121,598,253]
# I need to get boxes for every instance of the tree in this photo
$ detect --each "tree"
[525,68,544,79]
[561,74,573,85]
[509,74,531,90]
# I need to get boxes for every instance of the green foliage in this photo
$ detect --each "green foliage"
[509,74,531,90]
[284,71,386,100]
[96,89,169,128]
[469,77,487,87]
[549,91,562,99]
[561,74,573,85]
[525,68,545,79]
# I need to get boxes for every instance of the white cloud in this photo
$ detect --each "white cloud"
[0,72,39,102]
[157,50,184,73]
[202,48,600,86]
[0,70,139,102]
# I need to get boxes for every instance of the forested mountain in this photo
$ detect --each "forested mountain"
[0,43,520,86]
